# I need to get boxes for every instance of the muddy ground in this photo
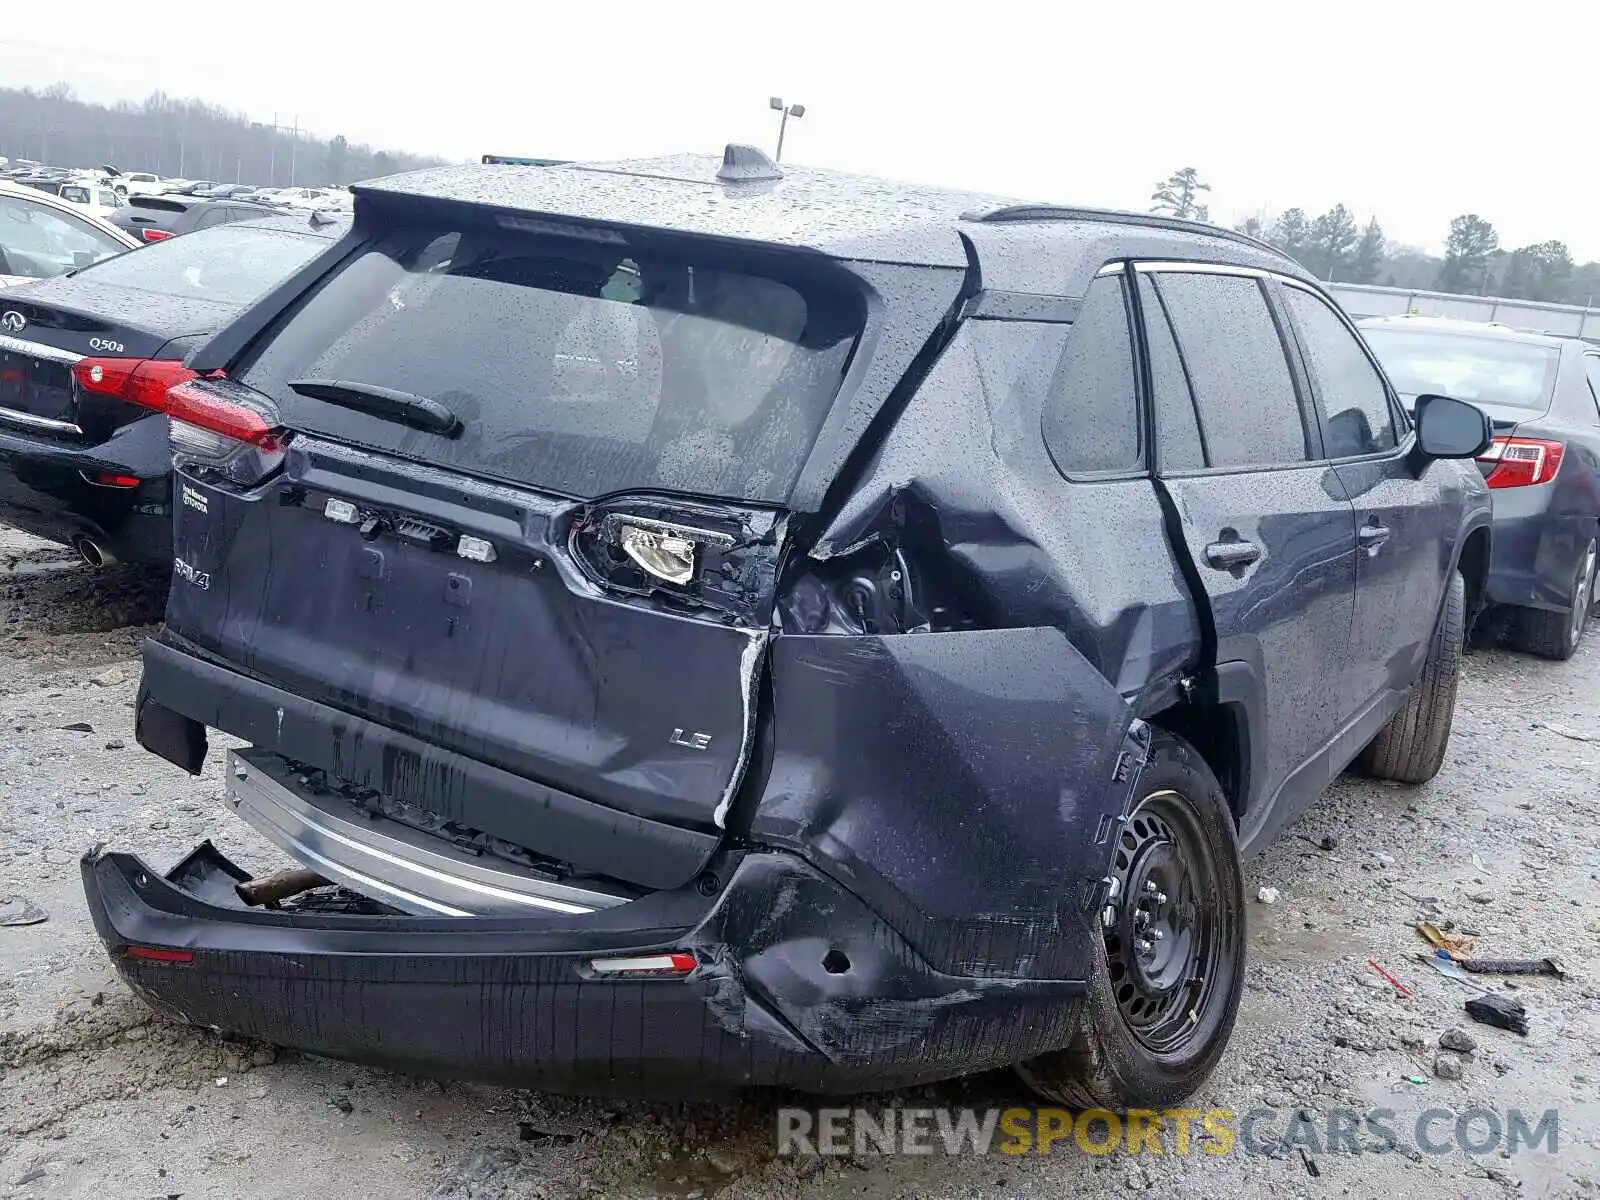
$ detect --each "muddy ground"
[1,525,1596,1199]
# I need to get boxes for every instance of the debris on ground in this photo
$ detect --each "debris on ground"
[1459,955,1565,977]
[1367,959,1411,997]
[1433,1049,1466,1080]
[0,895,48,926]
[1416,920,1475,956]
[1534,720,1594,742]
[1257,886,1280,904]
[1465,993,1530,1036]
[1439,1027,1477,1053]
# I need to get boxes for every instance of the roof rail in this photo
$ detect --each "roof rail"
[966,204,1281,256]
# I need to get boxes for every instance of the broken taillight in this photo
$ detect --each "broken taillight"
[160,376,288,487]
[587,952,697,978]
[570,499,779,625]
[1478,436,1565,488]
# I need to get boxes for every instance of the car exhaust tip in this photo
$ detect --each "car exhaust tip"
[73,537,114,568]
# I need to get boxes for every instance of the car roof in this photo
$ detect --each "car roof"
[354,146,1306,292]
[1357,314,1577,350]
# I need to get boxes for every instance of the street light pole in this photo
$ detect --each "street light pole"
[768,97,806,162]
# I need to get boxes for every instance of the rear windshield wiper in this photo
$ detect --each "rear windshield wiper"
[288,378,462,437]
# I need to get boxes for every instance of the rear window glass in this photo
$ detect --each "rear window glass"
[77,224,328,306]
[238,223,864,503]
[1362,329,1558,412]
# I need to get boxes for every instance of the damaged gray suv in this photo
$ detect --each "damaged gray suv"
[84,146,1495,1107]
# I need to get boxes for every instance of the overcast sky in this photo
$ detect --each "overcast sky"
[4,0,1595,259]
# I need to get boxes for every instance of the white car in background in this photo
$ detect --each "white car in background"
[55,181,128,221]
[117,172,169,197]
[0,181,137,288]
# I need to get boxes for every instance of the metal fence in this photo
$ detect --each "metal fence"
[1326,282,1600,342]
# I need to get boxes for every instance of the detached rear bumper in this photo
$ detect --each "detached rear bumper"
[82,843,1086,1096]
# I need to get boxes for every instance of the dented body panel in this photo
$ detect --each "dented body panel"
[90,153,1493,1096]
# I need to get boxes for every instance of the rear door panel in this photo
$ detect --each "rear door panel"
[1139,266,1359,811]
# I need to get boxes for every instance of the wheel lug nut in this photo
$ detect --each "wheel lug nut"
[1156,892,1168,904]
[1137,938,1153,953]
[1150,929,1164,941]
[1144,881,1159,894]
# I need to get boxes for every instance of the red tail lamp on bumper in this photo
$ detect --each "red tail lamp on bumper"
[1478,436,1565,488]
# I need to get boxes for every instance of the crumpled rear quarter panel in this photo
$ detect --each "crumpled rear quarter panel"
[751,627,1147,980]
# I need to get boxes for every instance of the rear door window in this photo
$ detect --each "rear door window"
[1282,285,1396,457]
[1040,274,1141,475]
[1151,272,1311,468]
[239,221,865,503]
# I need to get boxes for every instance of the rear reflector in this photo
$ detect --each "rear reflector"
[85,471,142,488]
[141,228,174,242]
[73,356,198,412]
[124,945,193,964]
[1478,436,1565,488]
[588,952,697,978]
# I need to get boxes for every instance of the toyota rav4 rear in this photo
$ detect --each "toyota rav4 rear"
[85,148,1483,1106]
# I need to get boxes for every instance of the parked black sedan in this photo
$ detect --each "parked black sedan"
[0,213,346,565]
[1362,315,1600,659]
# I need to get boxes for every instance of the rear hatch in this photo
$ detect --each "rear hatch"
[0,223,334,440]
[163,206,872,874]
[112,194,190,242]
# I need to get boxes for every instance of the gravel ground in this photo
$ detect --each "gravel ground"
[1,524,1596,1199]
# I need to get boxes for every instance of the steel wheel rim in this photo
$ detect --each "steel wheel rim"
[1103,788,1231,1057]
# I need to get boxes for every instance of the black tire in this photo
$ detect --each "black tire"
[1509,538,1596,662]
[1016,729,1245,1110]
[1358,571,1464,783]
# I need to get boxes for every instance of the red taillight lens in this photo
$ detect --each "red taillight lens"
[163,379,282,449]
[73,356,197,411]
[141,228,174,242]
[1478,437,1565,488]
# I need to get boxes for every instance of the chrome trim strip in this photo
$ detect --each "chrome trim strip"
[0,404,82,435]
[225,750,632,917]
[0,333,84,364]
[1133,261,1271,278]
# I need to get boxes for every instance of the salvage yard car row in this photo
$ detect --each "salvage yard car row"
[1,145,1597,1111]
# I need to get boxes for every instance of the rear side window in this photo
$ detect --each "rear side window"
[1152,272,1309,468]
[239,222,864,503]
[1283,285,1396,457]
[74,224,327,305]
[1040,274,1141,475]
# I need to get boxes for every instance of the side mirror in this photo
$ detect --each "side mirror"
[1415,393,1492,459]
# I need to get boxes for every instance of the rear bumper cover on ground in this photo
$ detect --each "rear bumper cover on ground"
[81,843,1086,1095]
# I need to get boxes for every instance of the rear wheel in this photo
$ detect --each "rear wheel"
[1016,729,1245,1109]
[1358,571,1464,783]
[1510,538,1596,662]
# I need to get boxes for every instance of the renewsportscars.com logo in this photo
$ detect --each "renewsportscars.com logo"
[775,1106,1561,1159]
